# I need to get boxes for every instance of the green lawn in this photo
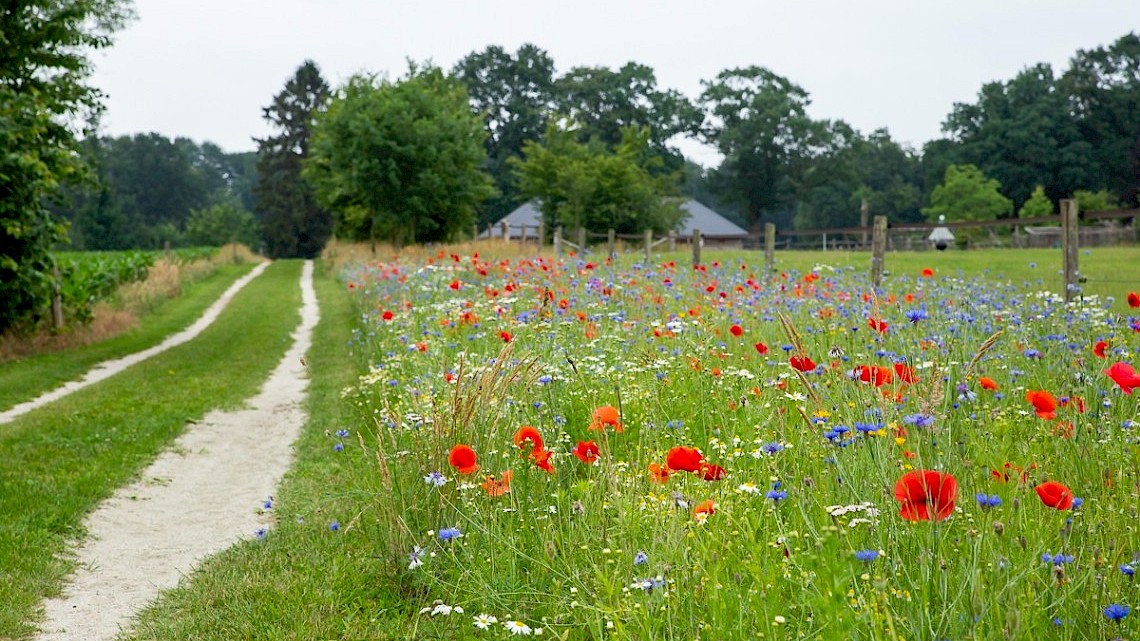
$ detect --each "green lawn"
[0,261,302,640]
[0,262,257,413]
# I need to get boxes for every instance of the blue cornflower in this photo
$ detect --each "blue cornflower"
[1042,552,1073,566]
[335,429,350,438]
[423,471,448,487]
[762,442,784,455]
[537,375,553,385]
[903,414,935,428]
[255,527,268,540]
[633,550,649,566]
[1024,348,1042,359]
[1071,497,1083,510]
[766,489,788,501]
[905,309,927,324]
[329,520,340,532]
[975,493,1002,509]
[1120,564,1135,577]
[854,549,879,562]
[438,527,462,542]
[1103,604,1129,621]
[333,442,344,452]
[263,497,273,509]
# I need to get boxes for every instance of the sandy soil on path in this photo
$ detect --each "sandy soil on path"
[33,260,319,641]
[0,262,270,426]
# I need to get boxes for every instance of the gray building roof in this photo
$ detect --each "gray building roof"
[483,199,746,238]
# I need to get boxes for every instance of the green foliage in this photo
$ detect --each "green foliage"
[453,44,557,227]
[255,60,332,259]
[512,122,686,235]
[700,67,829,232]
[1072,188,1120,213]
[306,64,495,246]
[184,202,260,248]
[922,164,1013,222]
[53,250,154,324]
[0,0,134,334]
[1019,185,1054,217]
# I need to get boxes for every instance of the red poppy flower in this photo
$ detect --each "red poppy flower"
[588,405,623,432]
[449,279,461,290]
[1093,341,1108,359]
[868,317,889,333]
[1034,480,1073,510]
[381,310,394,321]
[513,426,543,453]
[530,448,554,474]
[648,462,670,483]
[482,470,512,496]
[921,268,934,278]
[448,444,479,475]
[893,362,918,384]
[499,330,512,343]
[666,446,704,473]
[728,324,743,337]
[693,499,715,521]
[1025,390,1057,419]
[1128,291,1140,308]
[754,342,769,355]
[979,376,999,391]
[894,470,958,522]
[699,462,726,481]
[855,364,893,387]
[572,440,599,464]
[790,355,816,372]
[1104,362,1140,394]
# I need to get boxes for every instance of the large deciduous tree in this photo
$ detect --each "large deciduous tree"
[512,122,685,236]
[255,60,332,258]
[305,64,495,247]
[453,44,556,226]
[942,63,1095,208]
[1061,32,1140,207]
[699,67,828,232]
[922,164,1013,223]
[1,0,134,333]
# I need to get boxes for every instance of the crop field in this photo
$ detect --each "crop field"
[330,246,1138,640]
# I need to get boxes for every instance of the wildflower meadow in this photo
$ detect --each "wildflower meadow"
[336,247,1138,640]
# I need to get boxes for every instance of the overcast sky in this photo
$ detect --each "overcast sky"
[90,0,1138,166]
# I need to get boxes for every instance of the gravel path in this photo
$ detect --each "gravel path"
[0,261,270,426]
[33,260,318,641]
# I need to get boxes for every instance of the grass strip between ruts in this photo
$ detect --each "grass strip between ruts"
[0,262,258,413]
[0,260,302,640]
[124,260,412,640]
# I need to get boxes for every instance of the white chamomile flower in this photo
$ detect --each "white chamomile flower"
[504,620,533,635]
[473,613,498,630]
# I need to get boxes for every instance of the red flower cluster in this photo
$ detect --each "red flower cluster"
[588,405,623,433]
[513,425,553,474]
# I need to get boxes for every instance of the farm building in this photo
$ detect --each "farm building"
[480,199,748,247]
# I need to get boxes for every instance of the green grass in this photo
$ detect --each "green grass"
[124,260,411,641]
[0,261,302,640]
[0,262,257,412]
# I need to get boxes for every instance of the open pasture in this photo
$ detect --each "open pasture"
[327,245,1138,640]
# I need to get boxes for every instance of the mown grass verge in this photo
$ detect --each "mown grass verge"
[0,260,302,640]
[124,260,412,640]
[0,261,258,412]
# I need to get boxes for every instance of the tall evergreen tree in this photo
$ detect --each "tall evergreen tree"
[255,60,332,258]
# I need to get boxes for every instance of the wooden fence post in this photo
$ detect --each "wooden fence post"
[692,228,702,268]
[860,197,869,248]
[536,223,544,247]
[764,223,776,271]
[554,226,563,257]
[1061,198,1079,302]
[577,227,587,254]
[607,229,616,259]
[520,224,528,246]
[500,220,509,239]
[822,232,828,252]
[51,265,64,330]
[644,229,653,262]
[871,215,888,288]
[669,235,676,252]
[473,223,479,241]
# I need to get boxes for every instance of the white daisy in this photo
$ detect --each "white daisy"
[473,613,498,630]
[504,620,533,635]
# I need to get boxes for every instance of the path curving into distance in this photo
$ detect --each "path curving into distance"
[0,261,271,426]
[34,260,319,641]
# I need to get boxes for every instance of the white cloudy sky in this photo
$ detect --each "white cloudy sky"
[90,0,1138,166]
